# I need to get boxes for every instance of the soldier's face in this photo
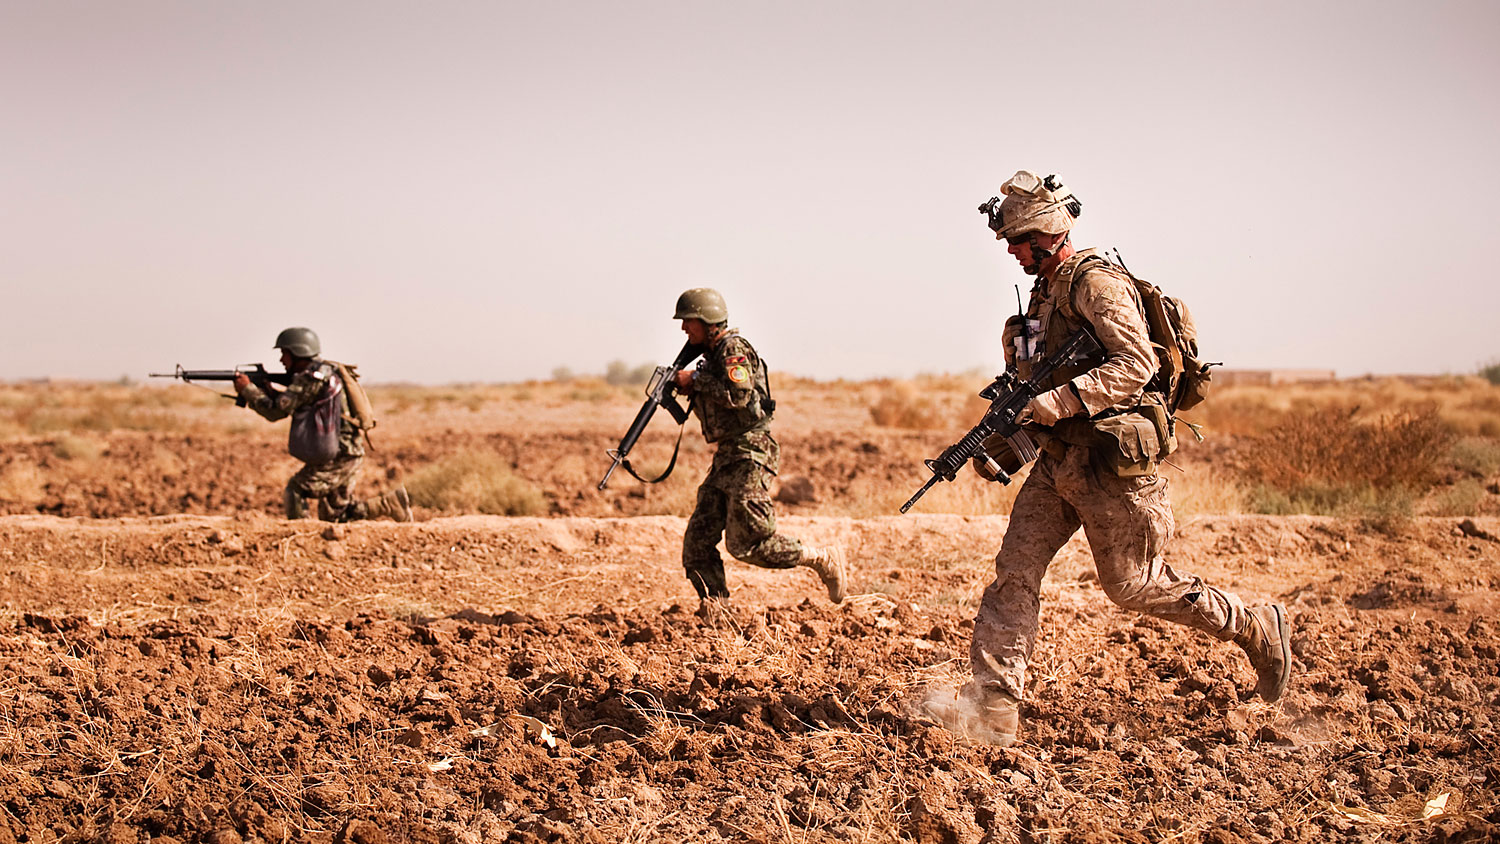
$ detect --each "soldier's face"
[279,349,295,370]
[1003,231,1061,275]
[681,318,711,345]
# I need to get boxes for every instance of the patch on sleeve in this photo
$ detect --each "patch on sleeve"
[727,364,750,384]
[724,355,748,365]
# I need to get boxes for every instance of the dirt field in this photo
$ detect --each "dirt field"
[0,380,1497,842]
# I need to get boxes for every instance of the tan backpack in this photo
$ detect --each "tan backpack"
[327,360,378,444]
[1079,251,1217,414]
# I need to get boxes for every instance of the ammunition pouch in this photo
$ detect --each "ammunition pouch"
[1090,394,1177,478]
[1037,393,1177,478]
[1092,413,1161,477]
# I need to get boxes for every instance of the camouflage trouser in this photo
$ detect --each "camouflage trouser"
[286,452,363,521]
[971,443,1253,700]
[682,435,803,599]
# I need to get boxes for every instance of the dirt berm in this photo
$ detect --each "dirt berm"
[0,514,1495,842]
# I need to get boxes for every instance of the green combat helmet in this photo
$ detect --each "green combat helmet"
[273,327,321,358]
[673,288,728,324]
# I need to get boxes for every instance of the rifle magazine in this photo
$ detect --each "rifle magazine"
[1006,430,1039,465]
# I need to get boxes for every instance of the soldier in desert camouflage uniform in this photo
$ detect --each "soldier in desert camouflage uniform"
[234,327,412,523]
[924,172,1293,746]
[670,289,848,618]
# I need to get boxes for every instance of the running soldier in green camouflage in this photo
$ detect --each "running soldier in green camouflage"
[671,289,848,618]
[233,327,412,523]
[922,172,1292,747]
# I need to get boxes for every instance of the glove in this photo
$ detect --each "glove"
[1019,385,1085,426]
[1001,316,1026,367]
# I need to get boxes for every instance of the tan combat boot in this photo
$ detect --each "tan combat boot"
[799,544,848,603]
[1234,603,1292,702]
[921,683,1020,747]
[361,487,414,522]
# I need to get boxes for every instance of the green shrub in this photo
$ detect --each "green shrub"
[1247,481,1417,533]
[1480,358,1500,386]
[604,360,655,386]
[1451,437,1500,478]
[405,452,546,516]
[1423,479,1487,518]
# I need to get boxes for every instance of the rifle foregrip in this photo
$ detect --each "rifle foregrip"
[937,425,992,476]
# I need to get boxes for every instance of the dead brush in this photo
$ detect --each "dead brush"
[405,450,546,515]
[589,778,682,844]
[1237,403,1452,520]
[622,688,711,761]
[867,382,946,430]
[706,616,801,683]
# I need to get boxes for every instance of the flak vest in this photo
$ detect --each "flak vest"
[1016,250,1177,476]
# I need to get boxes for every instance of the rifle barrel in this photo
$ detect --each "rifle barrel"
[598,452,624,490]
[900,475,941,514]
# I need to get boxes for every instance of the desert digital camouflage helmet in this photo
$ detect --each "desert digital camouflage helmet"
[673,288,728,323]
[273,326,321,358]
[979,170,1083,239]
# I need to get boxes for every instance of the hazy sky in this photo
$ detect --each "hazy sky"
[4,1,1497,383]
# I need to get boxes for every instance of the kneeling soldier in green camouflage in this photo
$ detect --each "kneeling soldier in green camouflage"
[233,327,412,523]
[671,289,848,619]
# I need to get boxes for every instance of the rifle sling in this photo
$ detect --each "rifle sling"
[622,421,688,485]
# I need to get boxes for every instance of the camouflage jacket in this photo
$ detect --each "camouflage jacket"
[241,359,365,458]
[690,329,775,460]
[1019,248,1157,416]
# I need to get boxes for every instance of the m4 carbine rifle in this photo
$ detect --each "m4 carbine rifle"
[150,364,291,407]
[597,341,705,490]
[900,328,1101,513]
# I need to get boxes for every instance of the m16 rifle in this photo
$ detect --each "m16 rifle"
[150,364,292,407]
[597,341,705,490]
[900,328,1101,513]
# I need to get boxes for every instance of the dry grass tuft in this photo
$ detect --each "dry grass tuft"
[406,451,547,515]
[51,433,104,462]
[868,383,947,430]
[0,461,46,505]
[1423,479,1489,518]
[1168,466,1246,517]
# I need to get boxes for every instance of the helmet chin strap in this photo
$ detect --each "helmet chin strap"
[1022,232,1069,275]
